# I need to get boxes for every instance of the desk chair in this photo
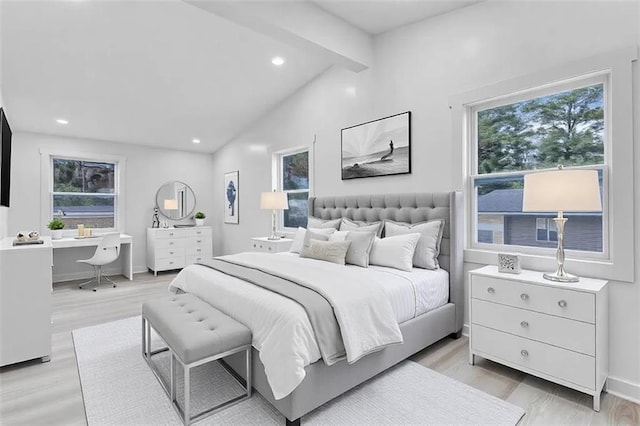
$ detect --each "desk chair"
[77,233,121,291]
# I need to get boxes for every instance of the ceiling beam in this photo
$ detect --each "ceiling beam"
[183,0,372,72]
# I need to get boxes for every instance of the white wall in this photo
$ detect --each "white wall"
[211,1,640,402]
[7,132,215,280]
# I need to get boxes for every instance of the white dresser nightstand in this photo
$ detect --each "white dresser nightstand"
[469,265,608,411]
[250,237,293,253]
[147,227,212,275]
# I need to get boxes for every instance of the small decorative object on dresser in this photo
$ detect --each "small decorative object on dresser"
[250,237,293,253]
[497,253,520,274]
[151,207,160,228]
[193,211,206,226]
[146,226,212,276]
[469,265,608,411]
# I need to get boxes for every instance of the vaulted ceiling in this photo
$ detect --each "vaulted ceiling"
[0,0,479,153]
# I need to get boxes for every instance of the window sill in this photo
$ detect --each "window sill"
[464,248,631,283]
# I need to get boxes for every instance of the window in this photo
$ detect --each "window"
[471,77,606,255]
[535,218,558,243]
[51,157,119,230]
[277,148,309,229]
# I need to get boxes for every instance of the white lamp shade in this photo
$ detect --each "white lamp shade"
[523,169,602,212]
[260,192,289,210]
[164,199,178,210]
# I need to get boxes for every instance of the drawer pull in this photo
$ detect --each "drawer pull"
[197,231,202,235]
[487,287,495,294]
[169,242,174,245]
[520,293,529,301]
[259,245,263,249]
[253,244,257,248]
[196,248,201,252]
[169,233,174,236]
[268,247,272,251]
[520,349,529,357]
[197,240,202,243]
[558,299,567,308]
[520,321,529,328]
[169,261,174,265]
[169,251,174,255]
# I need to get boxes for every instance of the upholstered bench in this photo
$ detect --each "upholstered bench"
[142,293,252,426]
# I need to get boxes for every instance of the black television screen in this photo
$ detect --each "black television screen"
[1,107,12,207]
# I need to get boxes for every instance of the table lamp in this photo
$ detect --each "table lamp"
[522,166,602,282]
[164,199,178,219]
[260,191,288,240]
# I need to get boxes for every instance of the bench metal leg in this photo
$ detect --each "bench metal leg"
[184,364,191,426]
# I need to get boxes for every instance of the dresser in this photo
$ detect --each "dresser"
[147,227,212,275]
[469,265,608,411]
[0,237,53,366]
[249,237,293,253]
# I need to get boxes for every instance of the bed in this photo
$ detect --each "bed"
[169,191,463,424]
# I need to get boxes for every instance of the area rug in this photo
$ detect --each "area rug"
[73,316,525,425]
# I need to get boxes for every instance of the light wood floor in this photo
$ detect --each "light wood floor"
[1,272,638,425]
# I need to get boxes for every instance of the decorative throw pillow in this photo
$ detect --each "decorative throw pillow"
[384,219,445,269]
[344,231,376,268]
[307,216,342,230]
[290,227,336,253]
[299,230,331,258]
[305,240,352,265]
[339,218,383,237]
[328,231,349,242]
[369,233,421,272]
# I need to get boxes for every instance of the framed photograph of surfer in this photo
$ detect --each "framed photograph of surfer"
[341,111,411,180]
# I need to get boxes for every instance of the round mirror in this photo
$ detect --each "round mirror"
[156,181,196,220]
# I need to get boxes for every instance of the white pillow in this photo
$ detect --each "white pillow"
[369,233,421,272]
[328,231,349,242]
[290,227,336,253]
[307,216,342,230]
[339,218,383,237]
[304,240,351,265]
[384,220,445,270]
[299,230,331,258]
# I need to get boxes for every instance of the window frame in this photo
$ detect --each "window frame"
[450,48,636,282]
[40,149,126,236]
[272,145,312,232]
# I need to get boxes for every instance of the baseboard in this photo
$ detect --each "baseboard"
[53,267,122,283]
[606,376,640,405]
[462,323,470,337]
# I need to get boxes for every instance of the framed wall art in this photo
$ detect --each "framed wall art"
[224,170,239,224]
[341,111,411,180]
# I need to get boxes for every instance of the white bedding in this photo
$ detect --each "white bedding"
[168,252,449,400]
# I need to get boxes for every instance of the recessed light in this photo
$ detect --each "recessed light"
[192,138,201,144]
[56,119,69,125]
[271,56,285,66]
[346,87,357,96]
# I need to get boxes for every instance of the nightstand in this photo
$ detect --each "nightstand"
[250,237,293,253]
[469,265,608,411]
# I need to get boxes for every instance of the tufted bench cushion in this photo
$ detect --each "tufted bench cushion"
[142,293,251,364]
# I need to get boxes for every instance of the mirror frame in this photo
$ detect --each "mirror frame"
[155,181,196,220]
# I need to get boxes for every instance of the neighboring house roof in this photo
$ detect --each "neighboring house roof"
[478,189,523,213]
[478,188,601,216]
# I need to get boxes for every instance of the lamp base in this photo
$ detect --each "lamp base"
[267,235,280,240]
[543,271,579,283]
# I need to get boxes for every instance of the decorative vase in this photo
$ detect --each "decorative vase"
[195,218,205,227]
[51,230,64,240]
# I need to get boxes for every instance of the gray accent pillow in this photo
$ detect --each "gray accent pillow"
[344,231,376,268]
[290,227,336,253]
[339,218,383,237]
[384,219,445,269]
[299,230,331,258]
[305,240,352,265]
[369,233,421,272]
[307,216,342,230]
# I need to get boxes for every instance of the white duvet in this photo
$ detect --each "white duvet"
[169,252,448,400]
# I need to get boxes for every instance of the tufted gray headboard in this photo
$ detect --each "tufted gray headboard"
[308,192,464,333]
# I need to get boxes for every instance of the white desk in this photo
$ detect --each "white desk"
[51,234,133,280]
